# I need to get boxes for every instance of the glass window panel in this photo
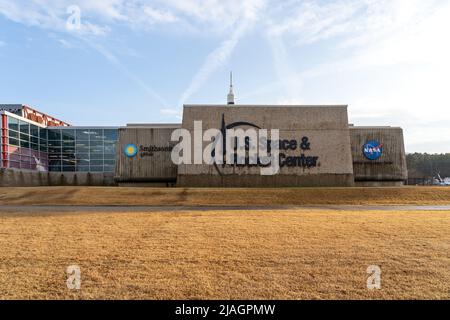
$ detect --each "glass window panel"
[76,166,90,172]
[90,140,103,147]
[62,154,76,161]
[21,155,31,163]
[89,129,104,141]
[31,143,39,151]
[63,141,75,147]
[30,125,39,137]
[9,131,19,139]
[89,166,103,172]
[104,160,116,166]
[8,117,19,131]
[104,145,116,155]
[76,146,89,154]
[76,153,89,160]
[49,166,61,172]
[63,160,76,166]
[39,128,47,140]
[8,145,18,152]
[39,139,47,147]
[20,133,29,141]
[90,160,103,166]
[61,129,75,141]
[10,154,20,161]
[21,163,32,170]
[104,141,116,147]
[48,146,61,154]
[104,154,116,160]
[20,140,29,148]
[104,129,118,141]
[19,121,30,134]
[49,160,62,166]
[90,145,103,152]
[76,129,90,140]
[48,140,61,147]
[48,154,62,160]
[90,152,103,160]
[31,136,39,144]
[39,145,48,152]
[104,165,115,172]
[76,140,89,146]
[62,146,76,154]
[104,144,116,154]
[47,129,61,140]
[10,161,21,169]
[77,159,90,166]
[63,166,76,172]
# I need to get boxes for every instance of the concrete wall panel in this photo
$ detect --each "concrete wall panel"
[0,169,116,187]
[115,127,178,183]
[350,127,407,182]
[178,105,355,187]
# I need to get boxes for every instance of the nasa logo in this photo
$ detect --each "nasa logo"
[363,140,383,160]
[124,144,138,158]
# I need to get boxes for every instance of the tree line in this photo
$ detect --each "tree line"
[407,153,450,178]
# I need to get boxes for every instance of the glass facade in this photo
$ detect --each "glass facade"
[47,128,118,173]
[6,116,49,170]
[1,113,118,173]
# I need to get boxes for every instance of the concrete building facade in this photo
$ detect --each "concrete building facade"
[1,103,408,187]
[177,105,355,187]
[350,126,408,186]
[115,124,180,186]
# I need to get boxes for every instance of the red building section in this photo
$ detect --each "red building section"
[1,114,8,168]
[22,105,70,127]
[0,104,70,170]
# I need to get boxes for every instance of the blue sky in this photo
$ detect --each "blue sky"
[0,0,449,153]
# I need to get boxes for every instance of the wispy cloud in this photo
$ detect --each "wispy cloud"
[266,0,437,46]
[176,22,249,106]
[177,0,266,106]
[58,38,73,49]
[79,36,169,107]
[143,6,178,24]
[0,0,109,36]
[267,36,303,103]
[0,0,266,112]
[0,0,259,35]
[160,108,183,120]
[0,0,170,107]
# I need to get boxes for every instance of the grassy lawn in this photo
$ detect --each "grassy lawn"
[0,208,449,299]
[0,186,450,206]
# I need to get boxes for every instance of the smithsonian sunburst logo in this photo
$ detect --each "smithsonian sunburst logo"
[124,144,138,158]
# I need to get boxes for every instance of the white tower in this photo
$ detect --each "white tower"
[227,72,235,105]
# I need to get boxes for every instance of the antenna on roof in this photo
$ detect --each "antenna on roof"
[227,71,235,105]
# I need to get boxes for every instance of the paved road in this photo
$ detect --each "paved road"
[1,204,450,214]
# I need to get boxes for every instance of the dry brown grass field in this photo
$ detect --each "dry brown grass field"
[1,186,450,206]
[0,207,449,300]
